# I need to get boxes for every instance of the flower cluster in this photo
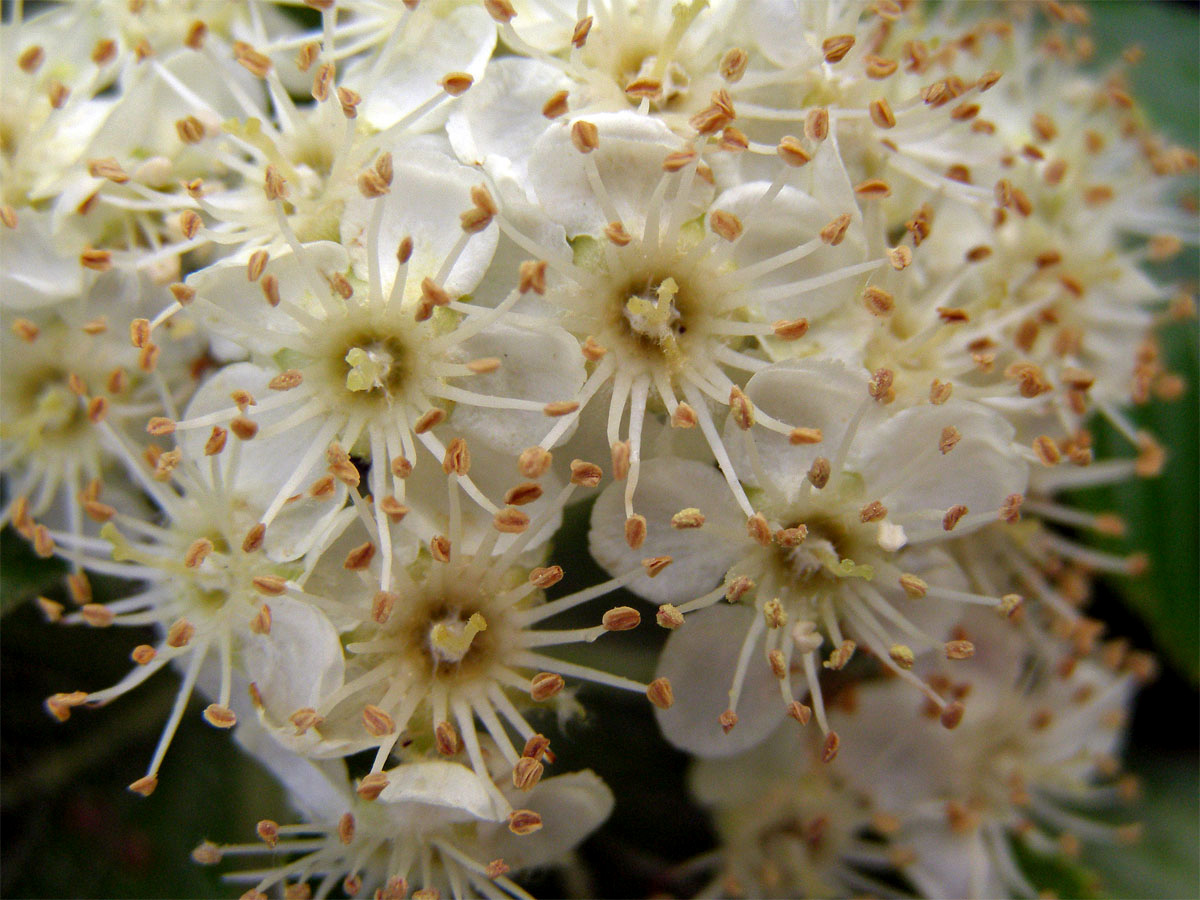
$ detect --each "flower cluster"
[3,0,1194,898]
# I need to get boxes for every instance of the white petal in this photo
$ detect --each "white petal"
[447,57,570,191]
[346,6,496,131]
[378,759,499,821]
[484,771,615,871]
[851,400,1027,537]
[449,320,586,456]
[655,603,783,757]
[340,148,498,301]
[725,359,873,502]
[588,457,746,604]
[529,112,707,237]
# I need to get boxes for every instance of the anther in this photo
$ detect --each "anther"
[242,523,266,553]
[204,704,237,729]
[519,446,553,478]
[805,108,830,142]
[504,483,543,506]
[772,318,809,340]
[670,403,698,428]
[821,730,841,762]
[671,508,705,529]
[625,514,647,549]
[362,704,395,737]
[807,457,831,489]
[249,605,271,635]
[518,259,548,294]
[777,136,812,167]
[820,214,852,246]
[945,640,975,660]
[494,507,530,533]
[646,677,674,709]
[513,757,543,791]
[710,210,743,242]
[530,566,564,588]
[642,556,672,577]
[128,775,158,797]
[571,120,600,153]
[729,386,755,429]
[413,408,446,434]
[233,41,272,78]
[252,575,288,596]
[869,98,896,128]
[746,513,771,546]
[507,810,543,835]
[530,672,565,701]
[602,607,641,631]
[940,701,965,729]
[356,773,389,801]
[942,505,968,530]
[720,47,749,82]
[542,90,569,119]
[441,72,474,96]
[889,645,916,669]
[822,35,855,63]
[656,605,685,629]
[543,400,579,417]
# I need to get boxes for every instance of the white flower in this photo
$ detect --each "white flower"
[487,111,890,532]
[590,360,1028,756]
[244,458,674,817]
[828,608,1150,900]
[690,724,889,899]
[41,362,347,796]
[202,719,613,899]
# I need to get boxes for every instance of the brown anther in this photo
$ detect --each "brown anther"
[570,120,600,153]
[604,221,632,245]
[719,47,749,82]
[362,704,396,737]
[513,757,544,791]
[92,38,119,64]
[191,841,221,865]
[865,54,899,78]
[642,556,672,577]
[264,166,288,202]
[940,701,965,729]
[169,282,196,305]
[527,568,564,594]
[145,416,175,437]
[646,677,674,709]
[770,318,809,341]
[18,44,45,72]
[1135,434,1165,477]
[31,524,56,559]
[335,85,361,119]
[669,507,705,530]
[493,507,530,534]
[507,810,543,836]
[625,76,662,100]
[413,408,446,434]
[854,178,891,199]
[821,730,841,762]
[859,500,887,523]
[863,286,893,316]
[939,426,961,455]
[725,575,754,603]
[204,704,237,729]
[898,573,928,599]
[743,512,769,546]
[710,210,743,242]
[945,640,975,660]
[824,640,856,671]
[249,604,272,635]
[542,89,569,119]
[241,523,266,553]
[233,41,272,77]
[229,416,257,441]
[603,606,641,631]
[356,773,389,801]
[174,115,207,145]
[787,701,812,725]
[518,446,553,479]
[625,514,647,549]
[822,34,855,63]
[820,213,852,246]
[499,482,542,509]
[252,575,288,596]
[714,709,738,734]
[670,402,698,428]
[543,400,579,417]
[868,368,895,403]
[289,708,323,736]
[530,672,566,702]
[776,136,811,167]
[1032,435,1061,466]
[184,537,214,569]
[128,775,158,797]
[942,505,968,531]
[937,307,969,324]
[80,247,113,271]
[656,604,685,629]
[37,597,65,623]
[799,109,828,145]
[166,618,196,647]
[869,98,896,129]
[729,386,755,429]
[45,691,89,722]
[888,245,912,270]
[889,644,916,669]
[334,812,355,847]
[807,457,831,489]
[1,207,20,232]
[138,343,160,373]
[441,71,474,96]
[571,16,593,48]
[999,493,1023,523]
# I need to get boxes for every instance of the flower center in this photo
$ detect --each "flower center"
[428,611,488,666]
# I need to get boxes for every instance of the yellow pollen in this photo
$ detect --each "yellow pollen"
[344,347,392,393]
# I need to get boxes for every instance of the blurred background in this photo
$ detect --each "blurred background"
[2,2,1196,897]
